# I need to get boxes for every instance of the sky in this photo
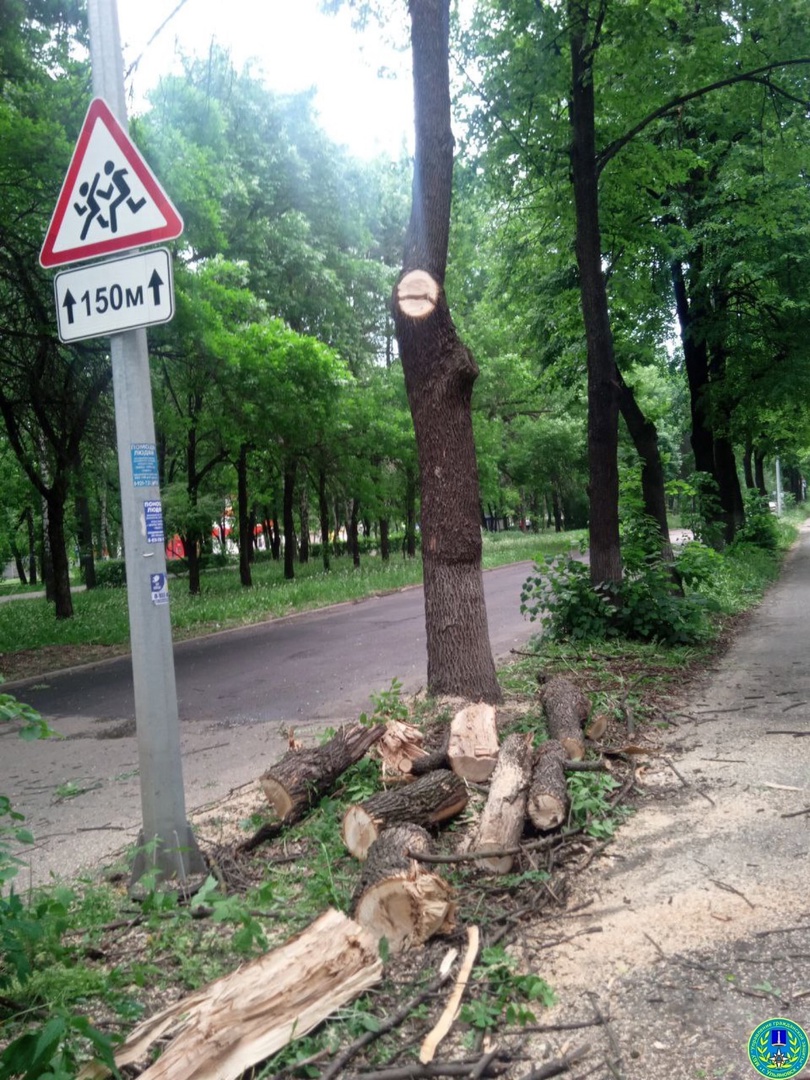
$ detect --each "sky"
[116,0,415,159]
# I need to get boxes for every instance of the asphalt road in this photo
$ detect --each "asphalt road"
[2,562,538,883]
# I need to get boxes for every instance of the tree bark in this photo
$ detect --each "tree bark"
[46,487,73,618]
[350,824,456,953]
[568,0,622,587]
[342,769,468,861]
[539,675,589,761]
[379,516,390,561]
[260,722,385,824]
[394,0,501,704]
[473,732,534,873]
[348,497,360,569]
[404,464,417,558]
[299,475,309,564]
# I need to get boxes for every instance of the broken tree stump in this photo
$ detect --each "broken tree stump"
[448,702,499,781]
[342,769,468,860]
[351,823,456,953]
[102,908,383,1080]
[260,722,385,823]
[527,739,570,832]
[473,732,534,873]
[539,675,590,761]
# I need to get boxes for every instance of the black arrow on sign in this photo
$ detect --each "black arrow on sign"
[62,289,76,325]
[148,269,164,306]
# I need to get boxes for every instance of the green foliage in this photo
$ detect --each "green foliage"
[0,1010,119,1080]
[567,772,627,840]
[731,492,780,552]
[676,475,726,550]
[93,559,127,588]
[522,551,711,646]
[460,945,555,1030]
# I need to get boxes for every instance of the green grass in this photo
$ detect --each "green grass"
[0,529,584,656]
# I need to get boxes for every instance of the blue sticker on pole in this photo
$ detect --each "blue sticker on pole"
[150,572,169,606]
[131,443,159,487]
[144,500,164,544]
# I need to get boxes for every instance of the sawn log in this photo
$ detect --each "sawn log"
[473,731,534,873]
[342,769,468,860]
[351,823,456,953]
[527,739,570,831]
[447,702,499,781]
[539,675,590,760]
[260,722,385,822]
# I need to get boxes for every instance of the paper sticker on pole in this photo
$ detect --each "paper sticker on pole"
[40,97,183,269]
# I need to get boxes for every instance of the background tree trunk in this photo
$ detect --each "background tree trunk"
[568,0,622,587]
[283,459,296,581]
[394,0,501,704]
[237,443,252,588]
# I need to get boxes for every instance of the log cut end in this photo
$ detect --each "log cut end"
[448,701,499,782]
[396,269,440,319]
[259,774,293,820]
[354,870,456,954]
[342,805,379,862]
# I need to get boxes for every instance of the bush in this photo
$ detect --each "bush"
[732,491,780,552]
[521,551,710,646]
[94,559,126,588]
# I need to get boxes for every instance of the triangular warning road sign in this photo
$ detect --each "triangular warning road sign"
[40,98,183,269]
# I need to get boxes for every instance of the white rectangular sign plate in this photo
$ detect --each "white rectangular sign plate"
[53,247,174,342]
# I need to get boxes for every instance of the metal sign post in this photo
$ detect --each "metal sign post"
[86,0,204,884]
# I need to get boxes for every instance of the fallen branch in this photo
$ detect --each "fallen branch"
[513,1043,590,1080]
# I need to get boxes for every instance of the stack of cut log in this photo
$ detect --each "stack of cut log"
[255,676,593,954]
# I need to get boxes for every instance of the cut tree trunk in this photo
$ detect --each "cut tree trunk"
[260,722,385,823]
[99,908,383,1080]
[448,702,499,782]
[527,740,570,832]
[473,732,534,874]
[342,769,468,861]
[539,675,589,761]
[351,823,456,953]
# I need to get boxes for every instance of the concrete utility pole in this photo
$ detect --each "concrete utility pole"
[86,0,205,885]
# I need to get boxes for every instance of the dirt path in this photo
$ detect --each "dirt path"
[521,525,810,1079]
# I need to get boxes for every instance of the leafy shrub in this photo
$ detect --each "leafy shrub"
[731,491,780,551]
[94,559,126,588]
[521,550,710,646]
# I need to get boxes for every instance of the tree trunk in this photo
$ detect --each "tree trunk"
[350,824,456,953]
[714,434,745,543]
[318,468,331,571]
[46,487,73,619]
[260,722,385,824]
[342,769,468,861]
[73,454,97,591]
[551,486,563,532]
[379,517,390,561]
[25,506,37,585]
[40,495,55,603]
[671,259,717,479]
[270,502,281,561]
[568,0,622,587]
[754,451,767,497]
[616,368,672,557]
[743,438,756,490]
[528,740,570,832]
[473,732,534,874]
[348,498,360,569]
[539,675,589,761]
[283,459,296,581]
[10,539,27,585]
[404,465,417,558]
[237,443,252,588]
[394,0,501,705]
[299,476,309,565]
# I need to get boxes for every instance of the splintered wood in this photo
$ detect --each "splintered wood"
[101,909,383,1080]
[351,823,456,953]
[377,719,428,776]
